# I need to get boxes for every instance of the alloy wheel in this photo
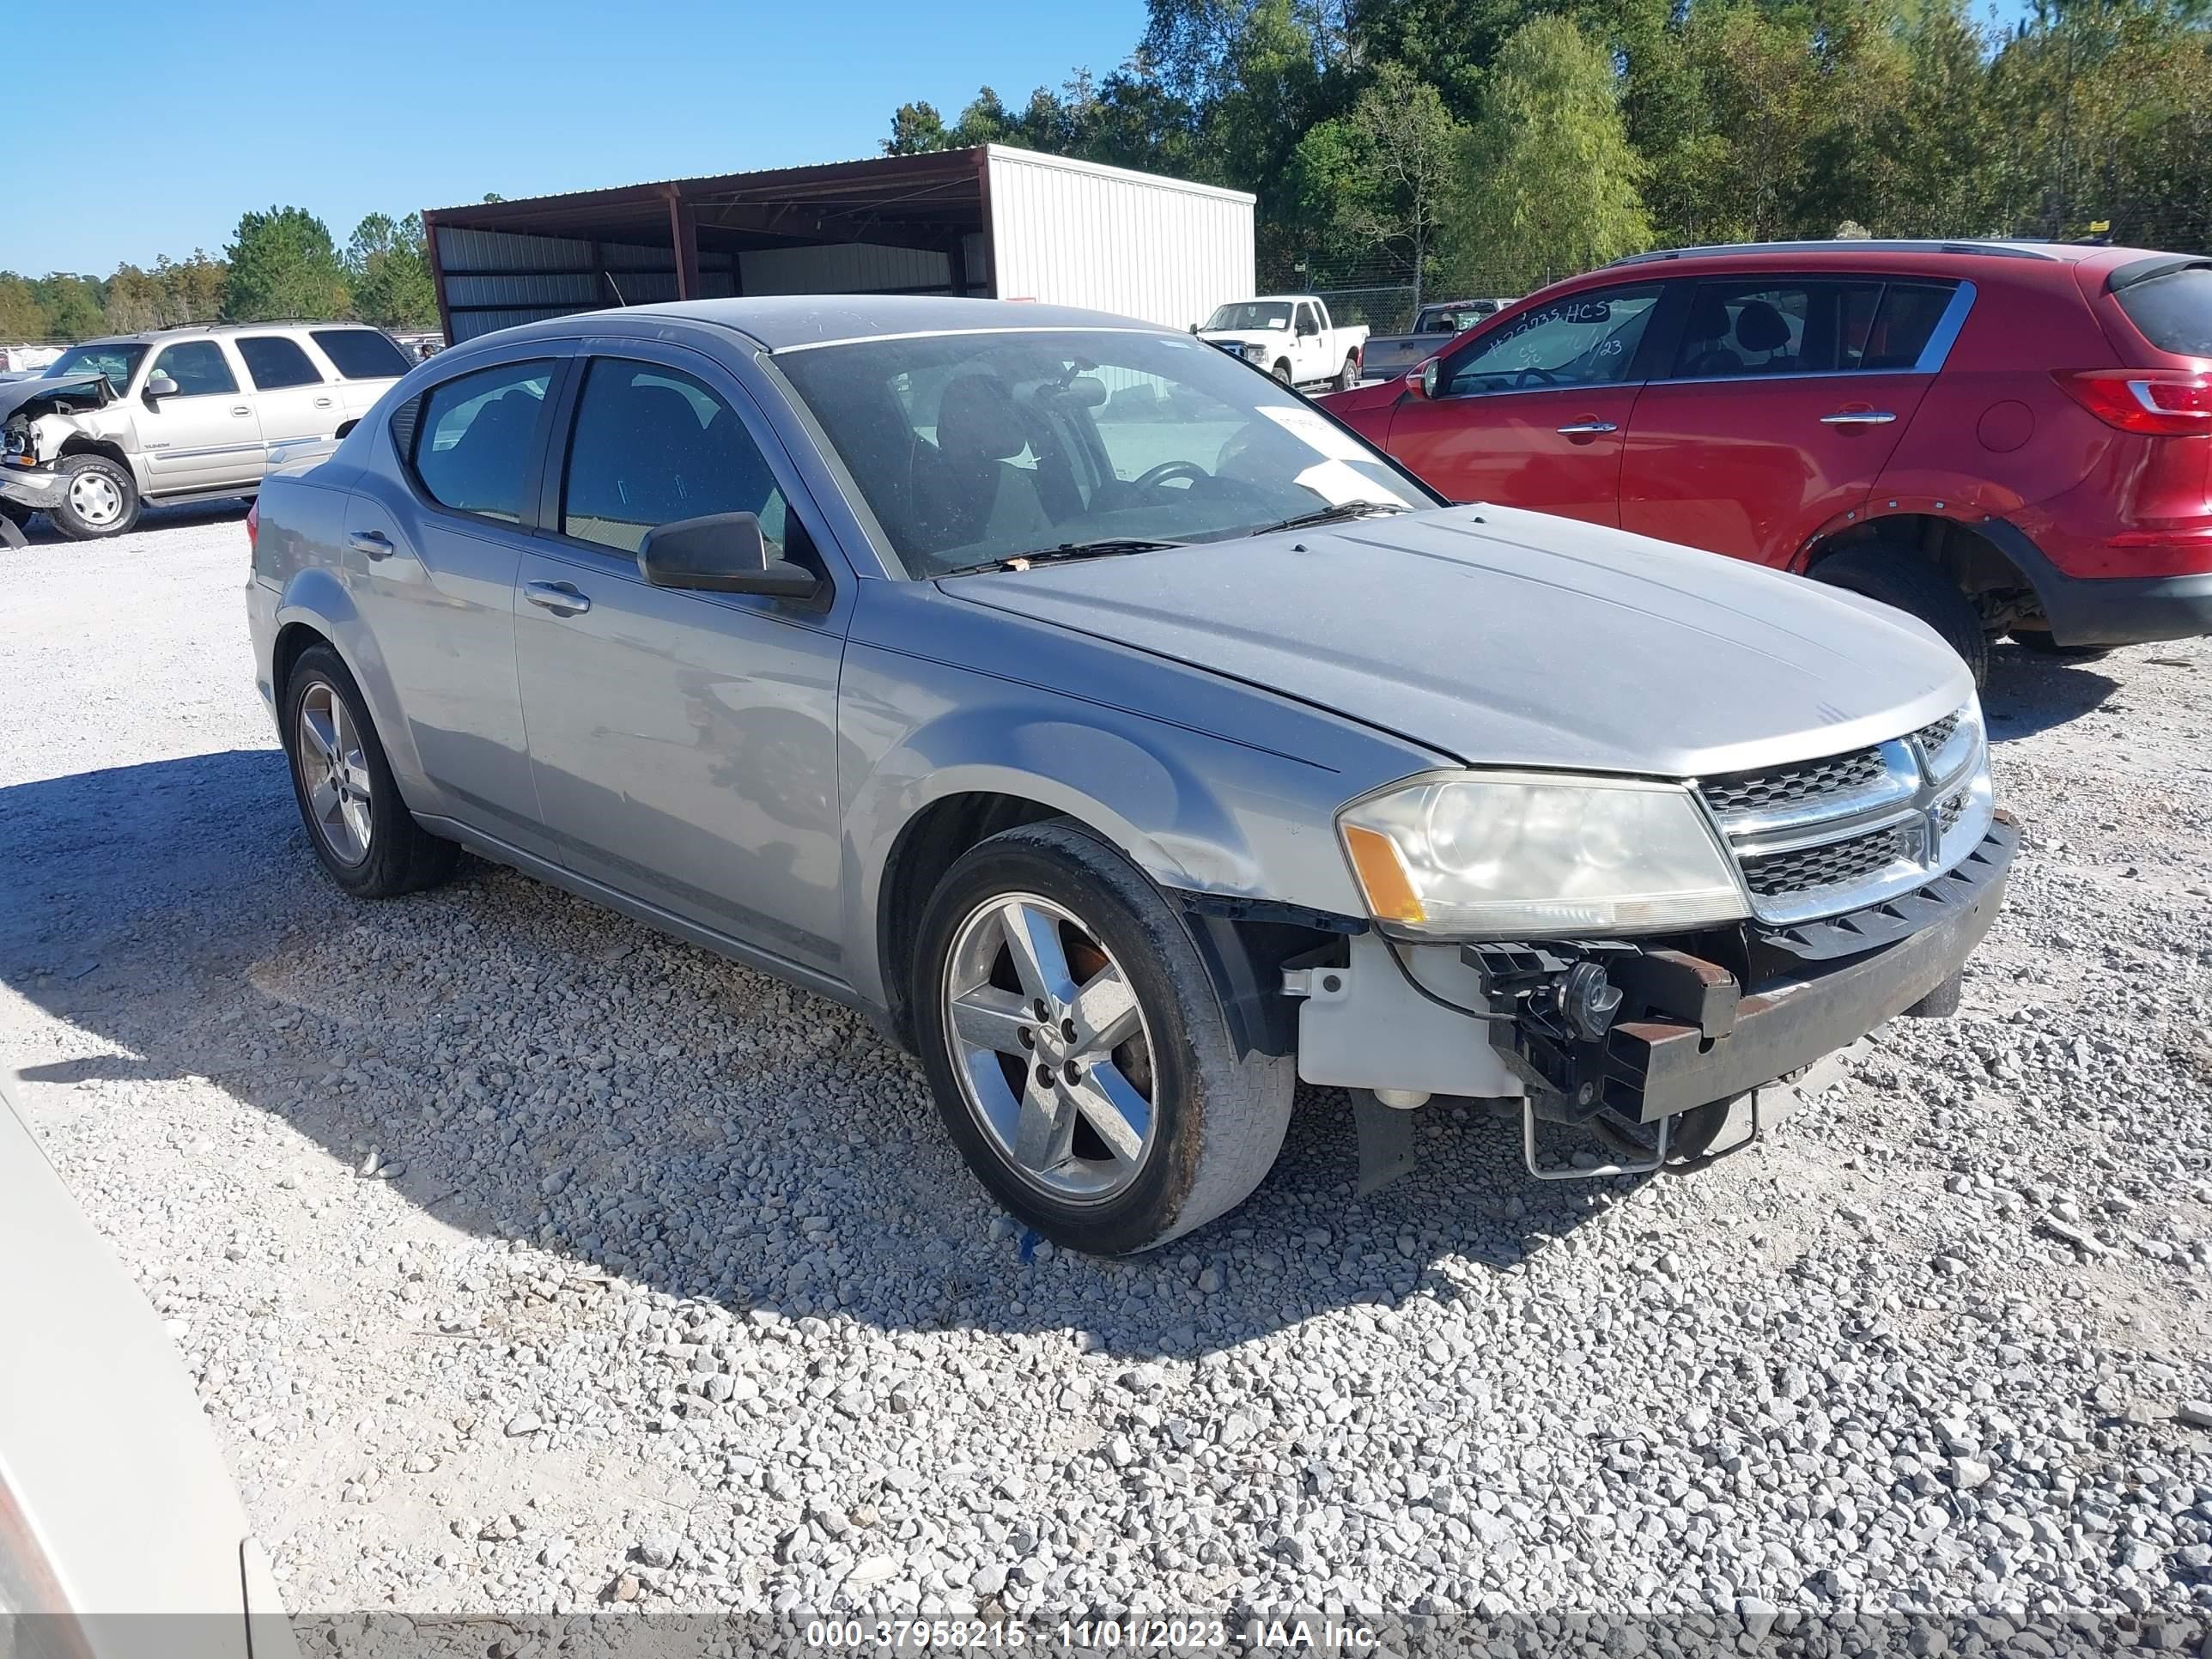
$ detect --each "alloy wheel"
[296,683,374,864]
[942,892,1158,1202]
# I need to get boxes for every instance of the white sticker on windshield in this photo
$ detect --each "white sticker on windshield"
[1259,404,1371,460]
[1293,459,1383,501]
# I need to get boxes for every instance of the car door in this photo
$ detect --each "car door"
[513,343,848,975]
[135,338,262,492]
[1295,301,1328,383]
[343,349,571,847]
[1381,282,1664,524]
[307,326,416,419]
[233,333,342,455]
[1618,276,1961,565]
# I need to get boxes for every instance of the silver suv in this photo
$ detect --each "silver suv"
[0,322,411,538]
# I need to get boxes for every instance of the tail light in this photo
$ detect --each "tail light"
[2053,369,2212,436]
[245,499,258,550]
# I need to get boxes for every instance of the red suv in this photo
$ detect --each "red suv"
[1319,240,2212,680]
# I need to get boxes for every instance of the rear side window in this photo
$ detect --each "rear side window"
[2114,266,2212,357]
[236,335,323,390]
[408,360,554,524]
[560,358,789,554]
[313,327,411,380]
[1668,279,1956,379]
[150,340,237,397]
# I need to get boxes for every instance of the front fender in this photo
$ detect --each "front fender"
[837,623,1419,1012]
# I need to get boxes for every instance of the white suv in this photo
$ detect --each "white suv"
[0,322,412,538]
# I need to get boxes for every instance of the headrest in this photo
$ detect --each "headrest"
[1735,300,1791,354]
[937,376,1028,464]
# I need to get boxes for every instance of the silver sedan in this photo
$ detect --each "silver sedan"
[248,296,2008,1255]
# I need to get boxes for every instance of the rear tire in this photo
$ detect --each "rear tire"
[283,643,458,898]
[1811,542,1989,686]
[2010,630,2112,661]
[49,453,140,540]
[913,820,1294,1256]
[1335,354,1360,391]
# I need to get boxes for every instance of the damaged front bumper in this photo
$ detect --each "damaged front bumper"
[0,462,67,513]
[1286,813,2017,1173]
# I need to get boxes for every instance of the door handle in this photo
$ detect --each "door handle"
[1555,420,1619,435]
[313,397,333,409]
[1820,410,1897,425]
[231,405,252,417]
[349,531,392,561]
[525,580,592,616]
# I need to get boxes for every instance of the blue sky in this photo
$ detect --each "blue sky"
[3,0,1148,276]
[9,0,2039,278]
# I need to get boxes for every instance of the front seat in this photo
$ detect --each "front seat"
[932,376,1054,548]
[1681,291,1742,379]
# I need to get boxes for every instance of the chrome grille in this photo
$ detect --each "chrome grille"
[1698,702,1992,925]
[1699,746,1886,816]
[1742,827,1905,898]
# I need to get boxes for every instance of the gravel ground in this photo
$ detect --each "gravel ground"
[5,509,2212,1650]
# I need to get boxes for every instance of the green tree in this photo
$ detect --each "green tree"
[224,206,348,321]
[1294,63,1464,307]
[346,211,439,330]
[884,100,952,154]
[30,275,106,341]
[0,274,49,340]
[156,252,228,324]
[1447,15,1652,290]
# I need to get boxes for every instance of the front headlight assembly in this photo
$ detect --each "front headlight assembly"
[1338,771,1750,938]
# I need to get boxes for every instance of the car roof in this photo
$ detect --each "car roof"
[68,321,381,348]
[477,295,1176,354]
[1605,239,2163,276]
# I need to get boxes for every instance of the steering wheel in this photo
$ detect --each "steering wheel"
[1511,367,1561,388]
[1132,460,1208,491]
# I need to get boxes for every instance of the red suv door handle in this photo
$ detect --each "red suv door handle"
[1820,409,1897,425]
[1555,419,1619,436]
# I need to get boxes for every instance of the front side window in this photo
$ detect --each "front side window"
[312,328,412,380]
[236,335,323,391]
[410,360,553,523]
[42,343,147,387]
[775,327,1431,578]
[1668,279,1956,380]
[1442,285,1661,396]
[150,340,238,398]
[561,359,789,556]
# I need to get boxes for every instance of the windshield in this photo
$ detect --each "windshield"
[1203,302,1291,332]
[43,343,147,387]
[775,327,1433,578]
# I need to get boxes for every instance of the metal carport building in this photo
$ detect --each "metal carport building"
[421,144,1255,344]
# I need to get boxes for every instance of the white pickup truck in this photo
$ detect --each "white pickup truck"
[1197,296,1369,392]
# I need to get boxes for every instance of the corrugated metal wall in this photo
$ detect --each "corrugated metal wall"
[434,227,734,342]
[736,242,951,296]
[983,148,1255,330]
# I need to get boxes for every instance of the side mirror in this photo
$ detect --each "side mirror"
[143,374,179,402]
[637,512,818,600]
[1189,323,1200,334]
[1413,359,1439,399]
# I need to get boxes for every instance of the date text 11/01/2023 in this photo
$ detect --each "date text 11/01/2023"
[802,1617,1380,1650]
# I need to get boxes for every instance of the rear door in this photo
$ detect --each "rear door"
[234,333,341,453]
[344,348,572,846]
[1382,281,1664,523]
[309,327,416,418]
[1618,275,1963,564]
[512,343,849,975]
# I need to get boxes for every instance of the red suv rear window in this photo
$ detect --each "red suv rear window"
[2115,266,2212,357]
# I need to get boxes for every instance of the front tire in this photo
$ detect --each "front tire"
[50,454,141,539]
[1272,359,1293,386]
[1811,542,1989,686]
[283,643,457,897]
[913,820,1294,1255]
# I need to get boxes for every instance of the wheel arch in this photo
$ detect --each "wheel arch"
[271,570,428,793]
[56,437,146,493]
[1801,511,2043,633]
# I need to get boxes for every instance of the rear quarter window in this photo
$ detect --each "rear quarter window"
[312,328,412,380]
[2114,266,2212,357]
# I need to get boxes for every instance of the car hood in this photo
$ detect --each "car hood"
[0,373,112,422]
[1199,330,1290,350]
[943,504,1972,778]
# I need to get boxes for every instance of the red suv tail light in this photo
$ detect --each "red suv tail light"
[246,499,258,550]
[2053,369,2212,436]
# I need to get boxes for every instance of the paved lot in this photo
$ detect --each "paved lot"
[4,508,2212,1645]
